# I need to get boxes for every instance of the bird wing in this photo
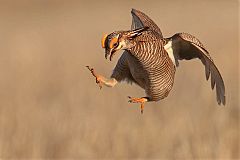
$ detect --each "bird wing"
[111,51,136,84]
[171,33,226,105]
[131,8,163,38]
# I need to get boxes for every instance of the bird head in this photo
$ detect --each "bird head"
[101,27,149,61]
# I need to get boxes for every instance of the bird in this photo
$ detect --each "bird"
[86,8,226,114]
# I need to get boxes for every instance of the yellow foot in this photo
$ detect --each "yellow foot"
[128,96,148,114]
[86,66,103,89]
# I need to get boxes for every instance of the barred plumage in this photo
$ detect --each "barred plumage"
[127,34,176,101]
[87,8,226,113]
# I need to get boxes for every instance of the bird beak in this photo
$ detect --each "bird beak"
[109,48,117,61]
[105,48,116,61]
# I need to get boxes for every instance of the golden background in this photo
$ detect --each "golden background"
[0,0,239,159]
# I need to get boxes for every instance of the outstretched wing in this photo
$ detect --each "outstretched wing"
[131,8,163,38]
[171,33,226,105]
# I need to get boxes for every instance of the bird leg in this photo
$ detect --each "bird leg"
[86,66,117,89]
[128,96,149,114]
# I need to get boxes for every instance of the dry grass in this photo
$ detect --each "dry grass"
[0,0,239,159]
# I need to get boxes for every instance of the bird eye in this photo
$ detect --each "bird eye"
[113,42,118,47]
[109,37,119,49]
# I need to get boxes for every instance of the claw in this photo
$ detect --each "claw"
[128,96,132,103]
[86,66,102,89]
[140,103,144,114]
[128,96,147,114]
[86,66,96,77]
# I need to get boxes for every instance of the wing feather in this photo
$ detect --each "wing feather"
[171,33,226,105]
[111,51,136,84]
[131,8,163,38]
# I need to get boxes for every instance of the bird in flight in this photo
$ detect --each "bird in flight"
[86,9,226,114]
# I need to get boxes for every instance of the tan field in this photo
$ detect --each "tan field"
[0,0,239,159]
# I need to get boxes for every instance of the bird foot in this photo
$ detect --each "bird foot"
[128,96,147,114]
[86,66,103,89]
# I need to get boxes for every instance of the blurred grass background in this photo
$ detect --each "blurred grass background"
[0,0,239,159]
